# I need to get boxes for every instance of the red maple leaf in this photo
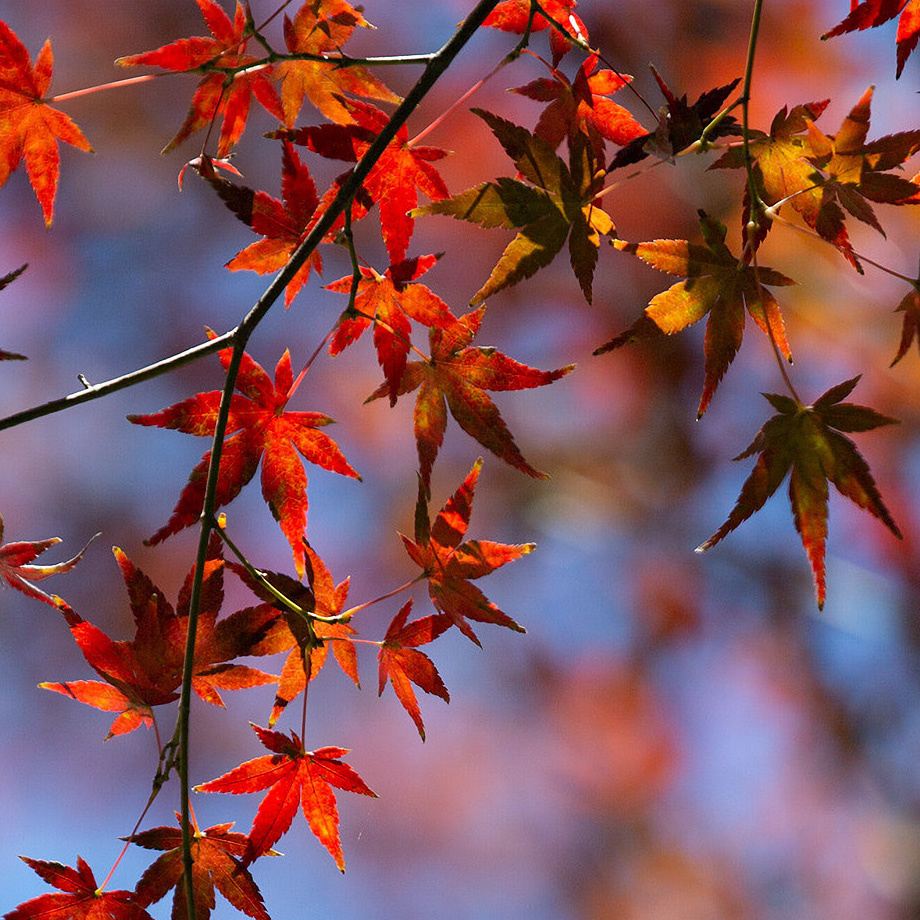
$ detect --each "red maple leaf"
[483,0,589,64]
[276,0,400,126]
[696,377,901,608]
[128,335,360,577]
[116,0,284,156]
[326,253,457,406]
[200,142,324,306]
[378,598,450,740]
[400,459,533,646]
[823,0,920,77]
[0,513,94,608]
[367,306,573,491]
[0,22,92,225]
[130,814,269,920]
[891,280,920,365]
[6,856,153,920]
[227,542,360,727]
[512,54,647,163]
[285,99,450,264]
[195,723,376,871]
[41,538,277,738]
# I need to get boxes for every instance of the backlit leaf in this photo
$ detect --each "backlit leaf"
[0,23,92,225]
[696,377,901,608]
[595,212,795,417]
[195,723,376,871]
[128,335,360,577]
[366,306,573,491]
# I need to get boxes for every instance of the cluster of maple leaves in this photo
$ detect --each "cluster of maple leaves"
[1,0,918,917]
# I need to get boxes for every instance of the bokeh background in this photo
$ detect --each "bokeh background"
[3,1,920,918]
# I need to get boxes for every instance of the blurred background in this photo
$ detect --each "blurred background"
[3,1,920,917]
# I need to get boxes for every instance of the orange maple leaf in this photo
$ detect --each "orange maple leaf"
[128,335,360,577]
[0,22,92,225]
[367,306,573,492]
[0,512,93,608]
[512,53,647,164]
[284,99,450,265]
[326,253,457,406]
[227,542,360,727]
[131,814,269,920]
[199,142,324,306]
[595,212,795,418]
[378,598,450,740]
[41,538,277,738]
[116,0,284,157]
[401,459,533,646]
[823,0,920,78]
[195,723,376,871]
[483,0,589,64]
[276,0,400,126]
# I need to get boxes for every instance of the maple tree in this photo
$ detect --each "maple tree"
[3,0,920,918]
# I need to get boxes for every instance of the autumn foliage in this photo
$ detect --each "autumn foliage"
[3,0,920,917]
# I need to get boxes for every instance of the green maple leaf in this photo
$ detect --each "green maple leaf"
[595,212,795,417]
[414,108,614,304]
[696,377,901,608]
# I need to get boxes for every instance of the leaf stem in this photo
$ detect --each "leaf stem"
[740,0,766,236]
[48,73,158,104]
[340,577,423,620]
[174,2,502,910]
[0,331,235,432]
[408,54,509,147]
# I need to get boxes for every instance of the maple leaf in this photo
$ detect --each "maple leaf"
[325,253,457,405]
[709,100,839,257]
[199,142,323,306]
[415,108,615,304]
[130,814,269,920]
[594,212,796,417]
[116,0,284,157]
[227,542,359,727]
[711,90,920,270]
[40,538,277,738]
[822,0,920,77]
[610,69,740,170]
[128,336,360,577]
[512,54,648,164]
[282,98,450,264]
[0,22,93,225]
[378,598,450,740]
[195,723,376,871]
[400,459,533,646]
[696,377,901,608]
[890,280,920,365]
[0,513,93,608]
[802,87,920,238]
[366,305,573,491]
[5,855,153,920]
[276,0,400,126]
[483,0,589,64]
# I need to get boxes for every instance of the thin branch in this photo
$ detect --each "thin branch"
[0,330,235,432]
[174,1,503,911]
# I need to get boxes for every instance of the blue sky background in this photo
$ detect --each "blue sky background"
[3,2,920,918]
